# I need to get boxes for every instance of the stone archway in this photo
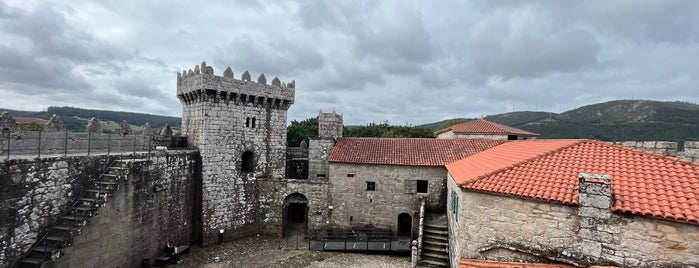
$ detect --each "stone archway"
[282,193,308,238]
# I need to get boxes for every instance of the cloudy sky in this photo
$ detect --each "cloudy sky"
[1,0,698,125]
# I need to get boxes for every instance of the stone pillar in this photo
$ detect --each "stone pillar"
[0,112,19,131]
[682,141,699,162]
[86,117,103,133]
[142,122,153,136]
[411,240,418,268]
[119,120,132,135]
[45,114,66,132]
[577,173,620,265]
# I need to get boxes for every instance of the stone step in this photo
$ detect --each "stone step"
[422,251,449,260]
[422,244,446,253]
[422,238,448,247]
[31,245,61,254]
[424,222,448,230]
[51,225,81,234]
[96,181,118,186]
[79,197,105,204]
[19,257,45,265]
[424,228,448,235]
[423,233,449,242]
[420,256,449,267]
[60,215,90,226]
[45,235,71,242]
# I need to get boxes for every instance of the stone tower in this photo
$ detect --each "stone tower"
[308,110,343,180]
[176,61,295,244]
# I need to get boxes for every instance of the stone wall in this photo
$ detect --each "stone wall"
[0,131,151,157]
[436,131,533,140]
[446,174,699,268]
[0,151,200,267]
[308,140,333,180]
[615,141,678,157]
[683,141,699,162]
[329,163,446,234]
[177,62,294,245]
[257,179,329,235]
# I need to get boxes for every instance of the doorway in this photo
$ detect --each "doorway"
[282,193,308,238]
[397,213,412,237]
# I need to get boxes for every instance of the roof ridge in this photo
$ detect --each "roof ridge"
[601,140,699,168]
[458,139,588,186]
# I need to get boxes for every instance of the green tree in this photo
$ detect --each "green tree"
[436,118,468,131]
[287,117,319,146]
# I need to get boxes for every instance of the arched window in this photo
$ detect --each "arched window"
[241,151,254,172]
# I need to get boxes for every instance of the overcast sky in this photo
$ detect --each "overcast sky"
[1,0,698,125]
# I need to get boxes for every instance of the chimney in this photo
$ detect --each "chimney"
[577,173,618,264]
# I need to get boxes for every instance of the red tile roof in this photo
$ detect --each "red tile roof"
[328,137,504,166]
[435,119,538,136]
[447,139,699,223]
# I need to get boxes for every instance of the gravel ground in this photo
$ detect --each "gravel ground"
[176,235,411,268]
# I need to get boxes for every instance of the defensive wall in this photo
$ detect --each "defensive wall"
[615,141,699,162]
[0,150,200,267]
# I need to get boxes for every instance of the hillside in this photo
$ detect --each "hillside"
[0,106,181,133]
[421,100,699,144]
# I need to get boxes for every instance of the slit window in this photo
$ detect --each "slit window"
[246,117,250,128]
[347,173,355,177]
[252,117,256,128]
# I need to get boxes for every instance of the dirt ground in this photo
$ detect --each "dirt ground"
[176,235,411,268]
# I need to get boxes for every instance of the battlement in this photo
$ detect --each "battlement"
[177,61,295,110]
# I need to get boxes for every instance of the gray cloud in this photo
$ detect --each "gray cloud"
[0,0,697,126]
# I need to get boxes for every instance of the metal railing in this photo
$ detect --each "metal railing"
[0,130,187,160]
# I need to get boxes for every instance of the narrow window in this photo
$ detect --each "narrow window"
[347,173,355,177]
[416,180,428,193]
[246,117,250,128]
[366,181,376,191]
[317,174,326,178]
[241,151,254,172]
[451,191,459,221]
[252,117,256,128]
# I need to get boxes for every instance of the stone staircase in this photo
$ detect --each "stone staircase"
[420,214,450,267]
[16,157,146,268]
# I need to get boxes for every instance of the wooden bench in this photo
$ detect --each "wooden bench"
[154,245,190,267]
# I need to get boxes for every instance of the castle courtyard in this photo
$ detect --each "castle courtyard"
[177,235,410,268]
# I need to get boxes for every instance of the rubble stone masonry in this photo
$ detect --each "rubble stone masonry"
[446,175,699,268]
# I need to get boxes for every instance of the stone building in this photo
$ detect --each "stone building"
[446,139,699,267]
[327,138,503,233]
[435,119,538,140]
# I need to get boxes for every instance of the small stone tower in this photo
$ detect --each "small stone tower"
[308,110,343,180]
[318,110,343,140]
[176,61,295,245]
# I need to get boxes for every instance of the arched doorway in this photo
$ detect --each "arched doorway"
[282,193,308,238]
[397,213,412,237]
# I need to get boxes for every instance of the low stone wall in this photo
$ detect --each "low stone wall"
[683,141,699,162]
[615,141,678,157]
[446,175,699,267]
[329,163,446,234]
[0,151,200,267]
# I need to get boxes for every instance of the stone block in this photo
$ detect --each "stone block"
[579,193,611,209]
[578,207,611,219]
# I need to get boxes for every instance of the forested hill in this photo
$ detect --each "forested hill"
[0,106,181,132]
[422,100,699,144]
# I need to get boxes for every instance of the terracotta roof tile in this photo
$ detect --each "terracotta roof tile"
[447,140,699,224]
[435,119,539,136]
[328,137,503,166]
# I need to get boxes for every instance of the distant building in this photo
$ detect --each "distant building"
[435,119,538,140]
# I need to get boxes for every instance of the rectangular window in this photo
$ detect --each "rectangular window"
[347,173,355,177]
[416,180,428,193]
[316,174,326,178]
[404,180,417,194]
[366,181,376,191]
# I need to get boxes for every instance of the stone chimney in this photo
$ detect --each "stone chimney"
[577,173,619,265]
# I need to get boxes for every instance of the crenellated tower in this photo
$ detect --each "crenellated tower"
[177,61,295,244]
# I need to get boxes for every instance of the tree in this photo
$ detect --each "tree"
[287,117,319,146]
[436,118,468,131]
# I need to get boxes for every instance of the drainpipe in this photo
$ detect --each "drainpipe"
[417,197,425,260]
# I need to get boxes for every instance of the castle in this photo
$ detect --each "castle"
[2,62,699,268]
